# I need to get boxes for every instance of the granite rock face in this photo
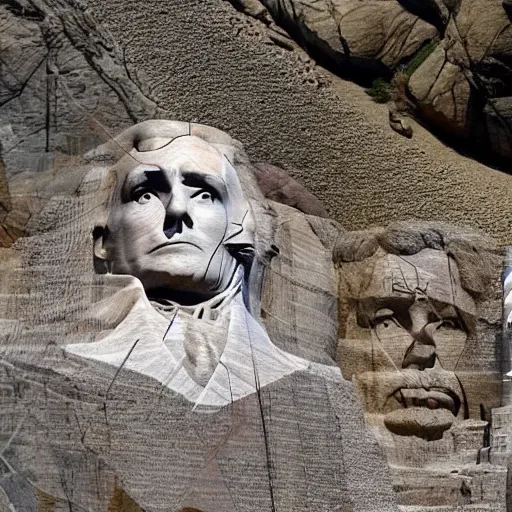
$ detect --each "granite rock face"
[4,0,512,245]
[0,0,142,178]
[240,0,512,160]
[0,120,401,512]
[0,1,511,510]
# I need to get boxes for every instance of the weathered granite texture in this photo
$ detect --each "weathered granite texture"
[3,0,512,245]
[0,1,136,173]
[1,2,511,510]
[233,0,512,161]
[0,121,400,512]
[251,162,329,217]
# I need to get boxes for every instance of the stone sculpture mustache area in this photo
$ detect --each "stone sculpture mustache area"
[0,120,401,511]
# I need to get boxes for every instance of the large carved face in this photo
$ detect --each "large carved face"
[339,248,476,441]
[96,136,252,301]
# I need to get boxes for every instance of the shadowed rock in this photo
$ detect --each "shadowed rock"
[252,162,329,217]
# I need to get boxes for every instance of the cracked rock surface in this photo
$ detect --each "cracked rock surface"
[244,0,512,161]
[409,0,512,159]
[258,0,438,73]
[3,0,512,247]
[0,0,147,178]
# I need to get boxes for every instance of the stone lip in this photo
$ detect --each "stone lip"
[383,382,463,441]
[148,240,203,254]
[392,386,461,417]
[383,406,457,441]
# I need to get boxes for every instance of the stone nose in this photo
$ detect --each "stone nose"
[402,301,438,370]
[163,186,192,236]
[401,335,436,370]
[166,187,188,219]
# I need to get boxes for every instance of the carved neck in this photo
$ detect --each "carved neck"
[150,265,244,322]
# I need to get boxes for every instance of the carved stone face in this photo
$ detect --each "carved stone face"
[339,249,476,441]
[98,136,246,301]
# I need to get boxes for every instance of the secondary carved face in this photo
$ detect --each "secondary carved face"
[339,249,475,440]
[97,136,243,301]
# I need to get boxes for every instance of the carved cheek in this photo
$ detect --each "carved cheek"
[373,322,413,368]
[192,201,227,243]
[119,198,166,236]
[135,197,166,231]
[108,200,166,262]
[432,328,468,370]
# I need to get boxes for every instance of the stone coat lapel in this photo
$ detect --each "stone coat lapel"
[65,277,308,408]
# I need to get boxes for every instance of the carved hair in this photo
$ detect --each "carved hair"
[335,221,500,299]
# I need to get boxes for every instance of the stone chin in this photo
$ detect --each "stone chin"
[135,262,235,298]
[121,241,237,298]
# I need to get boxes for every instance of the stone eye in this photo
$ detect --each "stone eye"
[191,189,215,202]
[440,318,462,330]
[376,317,396,329]
[374,308,396,329]
[133,188,157,204]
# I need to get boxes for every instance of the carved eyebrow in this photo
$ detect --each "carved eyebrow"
[122,167,227,201]
[122,166,164,200]
[181,171,226,197]
[427,300,462,321]
[144,169,171,193]
[375,308,394,319]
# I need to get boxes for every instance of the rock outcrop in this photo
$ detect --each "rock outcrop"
[234,0,512,161]
[254,0,438,76]
[0,0,143,177]
[1,3,512,511]
[251,162,329,217]
[408,0,512,160]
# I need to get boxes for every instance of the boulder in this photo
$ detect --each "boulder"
[408,34,472,138]
[259,0,438,74]
[408,0,512,155]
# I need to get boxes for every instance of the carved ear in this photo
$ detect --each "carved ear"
[92,226,109,274]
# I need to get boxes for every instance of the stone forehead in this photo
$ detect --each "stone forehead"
[360,248,476,315]
[111,136,229,196]
[133,135,225,175]
[109,120,237,156]
[138,134,222,156]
